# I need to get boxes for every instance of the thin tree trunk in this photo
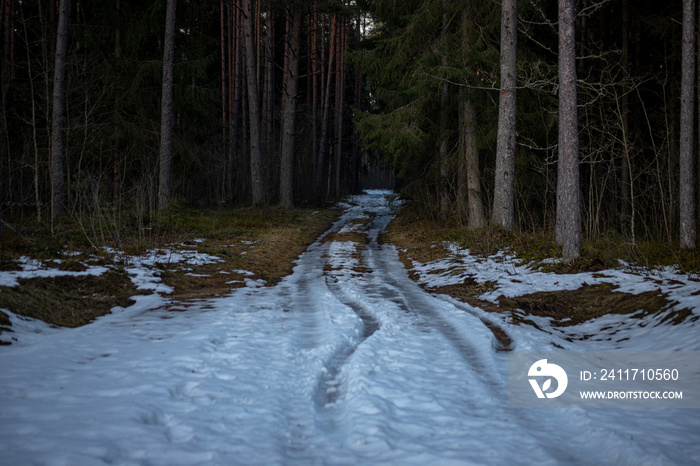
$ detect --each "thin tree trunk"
[113,0,122,204]
[556,0,582,261]
[492,0,517,229]
[244,0,263,205]
[221,0,227,150]
[51,0,70,221]
[228,1,239,200]
[311,4,319,188]
[21,5,42,222]
[334,12,346,199]
[620,0,633,238]
[158,0,177,211]
[0,0,12,221]
[439,8,450,220]
[680,0,696,249]
[280,6,301,209]
[352,9,362,194]
[263,6,274,174]
[316,14,336,199]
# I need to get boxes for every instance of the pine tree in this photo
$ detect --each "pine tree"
[555,0,581,261]
[280,6,302,209]
[51,0,70,220]
[244,0,264,205]
[492,0,517,229]
[158,0,177,211]
[680,0,696,249]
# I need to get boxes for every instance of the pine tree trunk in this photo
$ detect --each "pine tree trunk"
[220,0,227,153]
[492,0,517,229]
[1,0,12,223]
[51,0,70,220]
[263,6,274,173]
[352,10,362,194]
[439,10,450,220]
[619,0,633,238]
[461,98,485,229]
[316,14,336,199]
[230,1,242,200]
[311,5,319,189]
[243,0,263,205]
[280,7,301,209]
[556,0,582,261]
[158,0,177,211]
[680,0,696,249]
[334,13,345,199]
[113,0,122,205]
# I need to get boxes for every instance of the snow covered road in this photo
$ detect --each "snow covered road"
[1,190,699,465]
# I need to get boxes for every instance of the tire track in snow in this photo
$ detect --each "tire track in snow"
[315,191,503,408]
[283,191,513,458]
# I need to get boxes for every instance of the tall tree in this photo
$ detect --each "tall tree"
[492,0,517,229]
[280,6,302,209]
[158,0,177,211]
[556,0,581,261]
[680,0,696,249]
[0,0,12,230]
[51,0,70,221]
[439,7,450,220]
[619,0,633,238]
[316,14,336,198]
[244,0,264,205]
[461,97,485,229]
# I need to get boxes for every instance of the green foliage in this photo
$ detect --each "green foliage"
[355,0,502,209]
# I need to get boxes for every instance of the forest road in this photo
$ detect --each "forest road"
[1,190,658,465]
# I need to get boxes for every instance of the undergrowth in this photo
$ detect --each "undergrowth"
[386,201,700,274]
[0,204,340,332]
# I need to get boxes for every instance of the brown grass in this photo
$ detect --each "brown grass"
[385,202,693,329]
[0,206,341,336]
[160,208,339,300]
[0,269,142,328]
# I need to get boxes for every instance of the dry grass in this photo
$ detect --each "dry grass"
[0,269,142,329]
[0,206,341,334]
[385,202,693,328]
[160,208,339,300]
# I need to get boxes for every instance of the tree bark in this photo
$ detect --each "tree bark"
[280,7,302,209]
[113,0,123,204]
[311,5,320,194]
[680,0,696,249]
[158,0,177,211]
[619,0,632,237]
[439,8,450,220]
[556,0,582,261]
[243,0,263,205]
[21,4,42,222]
[51,0,70,220]
[334,12,346,199]
[263,6,274,171]
[1,0,12,223]
[316,14,337,199]
[492,0,517,229]
[461,98,485,229]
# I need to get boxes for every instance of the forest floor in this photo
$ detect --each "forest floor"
[0,206,339,335]
[1,195,699,338]
[384,205,700,330]
[1,190,698,464]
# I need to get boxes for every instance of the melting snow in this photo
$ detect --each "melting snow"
[0,190,698,465]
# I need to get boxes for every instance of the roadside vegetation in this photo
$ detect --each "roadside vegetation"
[384,202,700,328]
[0,206,339,331]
